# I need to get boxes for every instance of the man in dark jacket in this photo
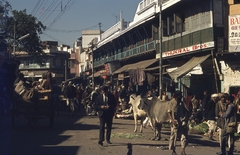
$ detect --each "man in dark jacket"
[65,81,76,115]
[215,93,228,150]
[202,90,210,120]
[205,93,218,141]
[95,86,116,146]
[218,96,236,155]
[168,91,189,155]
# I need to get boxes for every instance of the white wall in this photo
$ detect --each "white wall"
[221,61,240,93]
[82,30,100,49]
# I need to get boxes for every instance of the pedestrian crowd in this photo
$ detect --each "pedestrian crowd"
[166,90,240,155]
[60,82,135,116]
[1,73,240,155]
[62,83,239,155]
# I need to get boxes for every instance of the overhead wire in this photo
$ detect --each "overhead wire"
[31,0,41,15]
[64,0,77,11]
[38,0,56,20]
[33,0,45,17]
[41,1,69,38]
[45,0,77,31]
[43,33,68,45]
[38,0,48,17]
[34,0,82,45]
[47,24,99,33]
[40,1,61,23]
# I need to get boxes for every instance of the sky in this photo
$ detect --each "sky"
[7,0,141,47]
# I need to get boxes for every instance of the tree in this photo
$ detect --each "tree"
[6,9,46,56]
[0,0,11,53]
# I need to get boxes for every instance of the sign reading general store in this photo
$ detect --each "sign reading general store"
[158,41,214,58]
[228,15,240,52]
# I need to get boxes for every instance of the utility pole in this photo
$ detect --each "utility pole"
[12,21,29,58]
[90,23,101,89]
[158,0,163,98]
[98,22,102,40]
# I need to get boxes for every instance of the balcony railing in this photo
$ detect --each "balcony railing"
[94,40,156,66]
[19,64,50,69]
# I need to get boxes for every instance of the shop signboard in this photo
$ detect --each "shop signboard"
[229,15,240,52]
[157,41,214,58]
[104,60,121,75]
[118,74,124,80]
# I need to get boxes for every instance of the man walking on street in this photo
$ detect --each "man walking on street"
[167,91,189,155]
[215,93,228,152]
[95,86,117,146]
[65,81,77,116]
[218,95,237,155]
[90,86,100,116]
[205,93,218,141]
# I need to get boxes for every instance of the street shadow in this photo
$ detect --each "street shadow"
[0,145,80,155]
[111,126,132,130]
[110,142,170,155]
[188,134,219,147]
[127,143,132,155]
[0,109,91,155]
[68,123,99,130]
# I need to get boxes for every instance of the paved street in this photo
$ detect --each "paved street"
[1,111,240,155]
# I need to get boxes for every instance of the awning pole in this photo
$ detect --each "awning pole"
[211,50,219,93]
[158,0,163,98]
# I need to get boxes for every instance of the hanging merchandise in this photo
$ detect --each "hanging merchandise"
[129,68,145,86]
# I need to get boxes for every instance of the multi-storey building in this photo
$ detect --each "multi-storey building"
[16,41,70,84]
[218,0,240,95]
[69,39,82,78]
[78,30,101,85]
[92,0,226,96]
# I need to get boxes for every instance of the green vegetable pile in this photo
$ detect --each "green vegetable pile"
[111,133,142,139]
[234,132,240,137]
[192,122,209,133]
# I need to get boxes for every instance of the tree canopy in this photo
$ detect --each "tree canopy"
[6,9,46,55]
[0,0,46,57]
[0,0,11,53]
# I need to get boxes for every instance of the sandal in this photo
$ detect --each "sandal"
[181,152,186,155]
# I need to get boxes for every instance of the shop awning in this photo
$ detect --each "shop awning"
[143,64,170,71]
[113,58,157,74]
[168,54,211,82]
[89,71,101,78]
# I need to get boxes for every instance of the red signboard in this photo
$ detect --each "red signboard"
[104,63,110,75]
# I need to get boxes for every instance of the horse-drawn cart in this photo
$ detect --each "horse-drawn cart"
[12,89,54,127]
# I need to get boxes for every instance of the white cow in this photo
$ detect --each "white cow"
[128,94,147,133]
